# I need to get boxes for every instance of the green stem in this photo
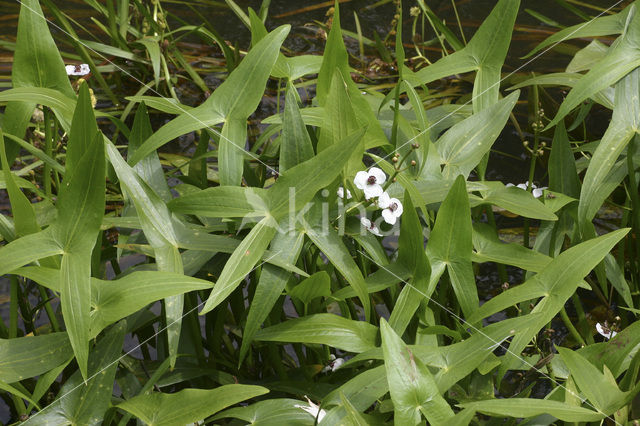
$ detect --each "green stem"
[524,83,541,249]
[9,275,19,338]
[626,135,640,289]
[571,292,594,345]
[560,307,586,347]
[485,206,508,283]
[38,286,61,332]
[43,108,53,197]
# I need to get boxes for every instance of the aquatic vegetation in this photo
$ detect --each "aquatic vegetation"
[0,0,639,424]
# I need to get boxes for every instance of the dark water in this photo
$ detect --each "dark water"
[0,0,628,422]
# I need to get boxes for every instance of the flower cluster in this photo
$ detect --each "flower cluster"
[506,181,547,198]
[344,167,404,236]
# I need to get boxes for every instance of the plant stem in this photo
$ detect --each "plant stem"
[43,108,53,197]
[626,135,640,289]
[560,307,586,347]
[524,83,541,248]
[38,286,61,332]
[9,275,19,338]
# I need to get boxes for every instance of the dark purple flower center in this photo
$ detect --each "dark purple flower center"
[389,202,398,212]
[367,175,377,185]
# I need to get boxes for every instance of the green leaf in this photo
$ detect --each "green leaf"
[578,67,639,230]
[547,8,640,128]
[280,81,314,172]
[548,120,581,198]
[213,398,318,425]
[340,391,369,425]
[435,314,542,393]
[268,127,365,221]
[389,191,431,334]
[426,175,478,319]
[317,69,361,175]
[289,271,331,305]
[0,380,41,410]
[0,333,72,383]
[130,25,290,171]
[566,39,609,73]
[472,223,551,272]
[459,399,604,422]
[405,0,520,113]
[558,346,628,415]
[323,365,388,410]
[248,8,322,81]
[117,385,269,425]
[508,72,614,109]
[107,140,190,365]
[0,87,77,130]
[136,37,161,87]
[468,228,629,359]
[0,131,39,237]
[24,322,126,425]
[58,251,93,381]
[168,184,269,218]
[315,2,387,148]
[218,117,247,186]
[239,230,304,364]
[200,217,277,314]
[50,86,105,379]
[380,319,454,425]
[2,0,75,163]
[255,313,378,353]
[524,3,633,58]
[306,227,370,322]
[128,102,171,201]
[91,271,213,337]
[470,181,558,221]
[316,1,350,105]
[437,92,519,178]
[0,229,62,275]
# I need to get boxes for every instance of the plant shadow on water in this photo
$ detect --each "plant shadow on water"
[1,0,640,424]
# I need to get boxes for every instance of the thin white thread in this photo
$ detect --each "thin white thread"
[357,250,619,424]
[23,251,283,421]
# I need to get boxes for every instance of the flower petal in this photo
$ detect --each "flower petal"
[532,188,544,198]
[390,198,403,216]
[354,171,369,189]
[381,209,397,225]
[369,167,386,185]
[331,358,345,371]
[363,184,383,199]
[377,192,391,208]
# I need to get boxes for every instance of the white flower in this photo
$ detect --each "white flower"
[337,187,352,199]
[360,217,382,236]
[532,187,547,198]
[354,167,386,199]
[506,181,547,198]
[295,396,326,422]
[378,192,403,225]
[65,64,90,76]
[321,355,345,373]
[596,322,617,340]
